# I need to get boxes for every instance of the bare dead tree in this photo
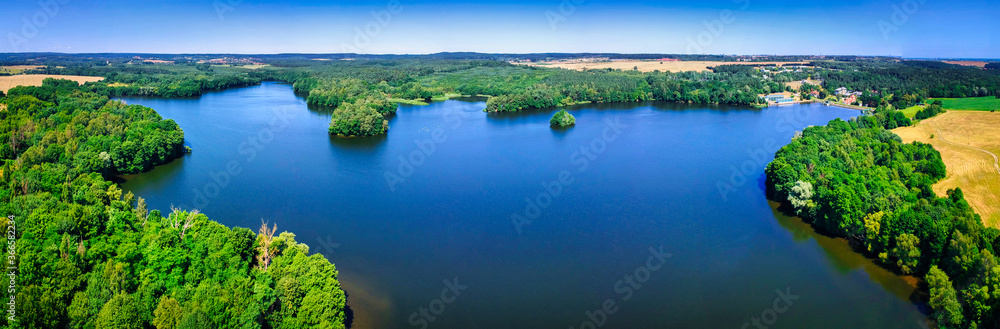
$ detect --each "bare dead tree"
[168,206,199,239]
[9,130,18,155]
[20,178,29,196]
[256,219,278,271]
[169,205,182,228]
[136,197,149,227]
[59,234,71,261]
[76,237,86,258]
[180,210,199,239]
[63,174,72,202]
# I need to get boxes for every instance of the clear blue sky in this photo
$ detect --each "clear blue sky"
[2,0,997,58]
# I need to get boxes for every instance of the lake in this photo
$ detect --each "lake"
[119,82,926,329]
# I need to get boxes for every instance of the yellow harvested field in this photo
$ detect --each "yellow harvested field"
[0,65,44,74]
[893,111,1000,227]
[242,64,270,69]
[515,60,811,73]
[785,79,822,91]
[0,74,105,93]
[943,61,989,68]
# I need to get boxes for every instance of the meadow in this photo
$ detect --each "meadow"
[900,104,925,118]
[931,96,1000,111]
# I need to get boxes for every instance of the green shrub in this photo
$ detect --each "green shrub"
[549,109,576,127]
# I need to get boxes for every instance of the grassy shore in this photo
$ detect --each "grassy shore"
[389,98,430,105]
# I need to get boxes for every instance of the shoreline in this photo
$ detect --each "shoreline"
[338,270,394,329]
[826,102,871,111]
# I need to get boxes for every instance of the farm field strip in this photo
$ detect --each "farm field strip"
[894,111,1000,227]
[514,60,811,73]
[0,74,105,93]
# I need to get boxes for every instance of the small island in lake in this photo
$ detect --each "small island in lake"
[550,109,576,127]
[329,97,391,137]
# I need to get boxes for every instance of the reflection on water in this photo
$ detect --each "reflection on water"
[769,201,928,307]
[328,134,389,150]
[339,270,394,329]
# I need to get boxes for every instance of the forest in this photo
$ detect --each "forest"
[27,64,261,98]
[766,107,997,329]
[0,79,347,328]
[16,56,1000,118]
[328,97,392,136]
[816,61,1000,101]
[16,59,778,115]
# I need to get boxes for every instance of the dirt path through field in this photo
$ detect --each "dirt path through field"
[930,123,1000,176]
[893,111,1000,227]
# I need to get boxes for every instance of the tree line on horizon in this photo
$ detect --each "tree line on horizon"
[21,56,1000,117]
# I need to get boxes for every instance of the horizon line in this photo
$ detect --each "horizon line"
[2,52,998,61]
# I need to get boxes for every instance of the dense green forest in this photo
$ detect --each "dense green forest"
[16,56,1000,118]
[0,80,347,328]
[19,59,777,113]
[275,61,774,112]
[915,101,947,120]
[328,97,391,136]
[765,107,999,329]
[30,64,261,98]
[815,61,1000,107]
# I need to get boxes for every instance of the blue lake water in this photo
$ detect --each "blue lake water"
[120,82,926,329]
